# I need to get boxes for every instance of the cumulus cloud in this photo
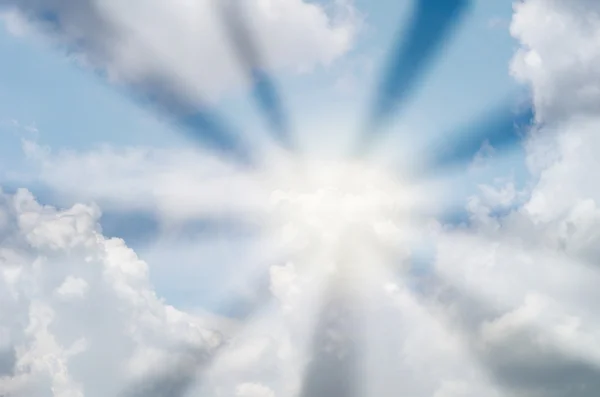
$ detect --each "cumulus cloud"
[508,0,600,266]
[0,188,224,397]
[414,1,600,395]
[0,0,360,101]
[510,0,600,122]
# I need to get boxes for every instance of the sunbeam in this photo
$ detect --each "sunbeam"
[217,0,294,150]
[118,204,345,397]
[111,37,259,167]
[356,0,471,155]
[299,281,365,397]
[413,272,600,397]
[363,272,496,397]
[13,1,260,166]
[432,230,600,368]
[413,101,535,180]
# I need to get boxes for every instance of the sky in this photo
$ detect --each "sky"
[2,0,600,396]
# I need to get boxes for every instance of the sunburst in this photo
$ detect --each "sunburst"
[12,1,575,396]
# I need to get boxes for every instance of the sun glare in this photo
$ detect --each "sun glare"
[262,160,420,278]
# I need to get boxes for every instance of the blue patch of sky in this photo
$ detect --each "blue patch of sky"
[138,232,272,318]
[0,30,171,148]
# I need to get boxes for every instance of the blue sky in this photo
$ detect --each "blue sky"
[0,0,519,153]
[0,0,526,313]
[0,1,524,184]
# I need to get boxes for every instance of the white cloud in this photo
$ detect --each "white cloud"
[0,0,360,101]
[236,382,276,397]
[0,8,29,37]
[22,141,269,223]
[510,0,600,122]
[414,1,600,395]
[55,276,88,300]
[0,188,224,397]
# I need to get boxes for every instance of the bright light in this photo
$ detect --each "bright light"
[263,160,419,277]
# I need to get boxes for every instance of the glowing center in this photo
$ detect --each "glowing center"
[268,161,414,249]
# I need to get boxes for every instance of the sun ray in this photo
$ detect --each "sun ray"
[355,0,471,156]
[216,0,294,151]
[430,230,600,368]
[9,1,576,396]
[17,3,262,167]
[119,238,306,397]
[409,101,535,181]
[410,272,600,397]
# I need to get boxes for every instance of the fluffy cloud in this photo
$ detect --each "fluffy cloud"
[0,187,332,397]
[510,0,600,122]
[508,0,600,270]
[0,0,360,101]
[415,1,600,395]
[0,188,224,397]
